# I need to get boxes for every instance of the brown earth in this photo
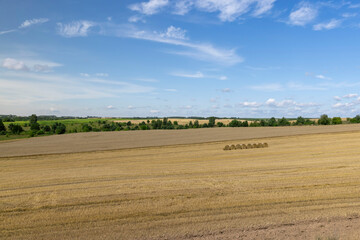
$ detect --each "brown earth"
[2,124,360,157]
[2,126,360,239]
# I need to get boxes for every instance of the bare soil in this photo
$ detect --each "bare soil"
[2,124,360,157]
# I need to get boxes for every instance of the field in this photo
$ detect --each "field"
[2,126,360,239]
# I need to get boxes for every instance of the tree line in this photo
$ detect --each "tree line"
[0,114,359,138]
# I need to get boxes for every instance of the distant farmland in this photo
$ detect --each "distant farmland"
[2,126,360,239]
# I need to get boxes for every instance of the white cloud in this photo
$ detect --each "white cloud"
[334,96,341,101]
[289,2,317,26]
[343,93,358,98]
[173,0,194,15]
[160,26,187,40]
[313,19,341,31]
[0,29,16,35]
[1,58,61,72]
[349,3,360,9]
[57,21,95,37]
[0,71,155,106]
[219,76,227,80]
[19,18,49,28]
[80,73,90,77]
[221,88,232,93]
[96,73,109,77]
[2,58,29,71]
[128,105,134,109]
[195,0,276,22]
[333,102,354,108]
[107,105,115,109]
[128,15,146,23]
[135,78,159,82]
[129,0,169,15]
[33,64,52,72]
[150,109,160,113]
[129,0,275,21]
[49,107,59,113]
[238,101,261,107]
[164,88,177,92]
[315,74,332,80]
[171,71,204,78]
[265,98,318,108]
[342,12,357,18]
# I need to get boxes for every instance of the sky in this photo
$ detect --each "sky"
[1,0,360,118]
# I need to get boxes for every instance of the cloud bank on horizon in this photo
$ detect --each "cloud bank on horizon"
[1,0,360,117]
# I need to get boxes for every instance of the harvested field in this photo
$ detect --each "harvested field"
[2,124,360,157]
[2,128,360,239]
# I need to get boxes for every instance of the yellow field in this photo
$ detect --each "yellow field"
[2,129,360,239]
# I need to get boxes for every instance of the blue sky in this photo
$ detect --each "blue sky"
[1,0,360,117]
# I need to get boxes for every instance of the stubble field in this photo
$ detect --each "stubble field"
[2,126,360,239]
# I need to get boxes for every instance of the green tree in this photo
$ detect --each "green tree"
[0,119,6,132]
[194,120,200,128]
[242,120,249,127]
[331,117,342,125]
[268,117,277,126]
[8,123,23,134]
[52,122,66,134]
[208,117,216,127]
[82,124,93,132]
[318,114,330,125]
[295,116,305,125]
[229,119,240,127]
[29,114,40,131]
[278,117,290,126]
[350,115,360,123]
[217,122,224,127]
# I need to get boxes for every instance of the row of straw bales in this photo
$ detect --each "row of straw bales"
[223,143,268,150]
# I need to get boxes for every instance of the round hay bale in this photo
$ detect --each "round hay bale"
[247,143,253,149]
[230,144,236,150]
[223,145,230,150]
[257,143,264,148]
[263,143,268,148]
[236,144,242,149]
[252,143,258,148]
[242,144,247,149]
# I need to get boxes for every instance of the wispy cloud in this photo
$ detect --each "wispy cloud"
[0,18,49,35]
[1,58,61,72]
[288,2,317,26]
[123,25,242,65]
[266,98,318,107]
[159,25,187,39]
[0,71,155,106]
[19,18,49,28]
[0,29,17,35]
[129,0,276,22]
[194,0,276,21]
[129,0,169,15]
[171,71,204,78]
[238,101,261,107]
[334,96,342,101]
[313,19,341,31]
[171,71,227,80]
[2,58,29,71]
[106,105,116,109]
[343,93,358,98]
[57,21,95,37]
[221,88,232,93]
[315,74,332,80]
